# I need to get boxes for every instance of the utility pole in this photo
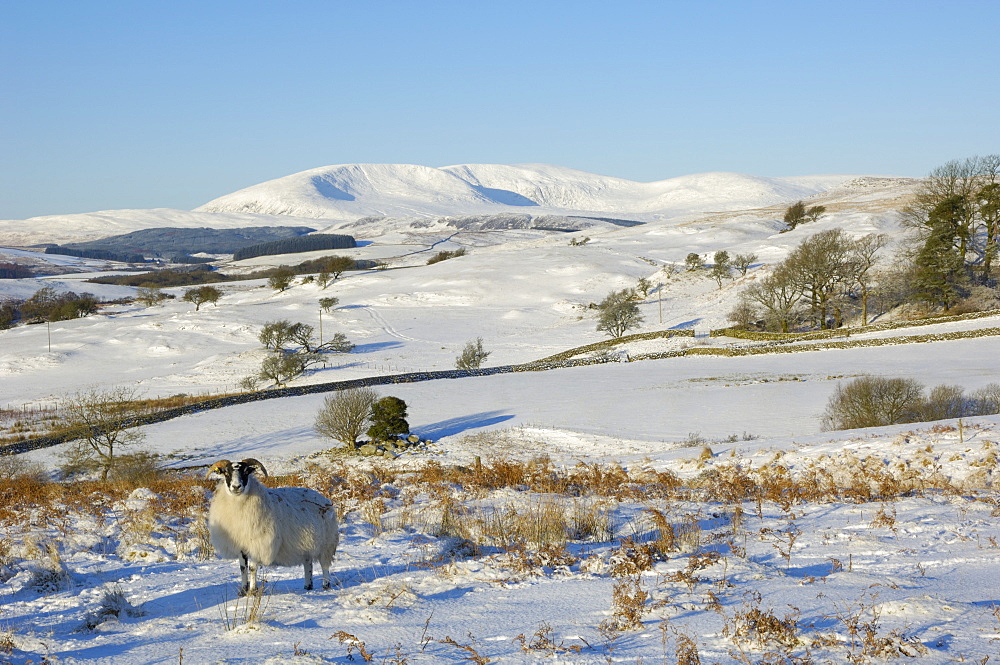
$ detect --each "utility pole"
[318,306,323,347]
[658,280,663,325]
[47,321,51,352]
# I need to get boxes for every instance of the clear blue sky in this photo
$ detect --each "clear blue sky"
[2,0,998,219]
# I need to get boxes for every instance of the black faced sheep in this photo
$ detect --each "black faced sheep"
[207,458,339,594]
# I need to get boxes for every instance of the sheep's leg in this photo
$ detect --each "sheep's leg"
[238,552,250,596]
[320,555,331,590]
[248,559,259,594]
[239,552,259,596]
[303,557,314,591]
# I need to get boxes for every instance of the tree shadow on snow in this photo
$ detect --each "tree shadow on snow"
[416,411,514,440]
[351,341,404,353]
[199,425,318,463]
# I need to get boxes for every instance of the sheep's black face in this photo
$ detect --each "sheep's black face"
[209,458,267,496]
[226,460,260,495]
[209,460,247,496]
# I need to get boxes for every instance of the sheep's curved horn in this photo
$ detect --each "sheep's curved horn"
[240,458,268,478]
[207,459,232,478]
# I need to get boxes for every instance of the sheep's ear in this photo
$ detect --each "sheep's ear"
[207,460,231,479]
[241,458,268,479]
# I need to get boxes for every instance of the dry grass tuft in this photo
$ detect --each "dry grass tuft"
[331,630,374,662]
[600,574,648,632]
[515,621,584,655]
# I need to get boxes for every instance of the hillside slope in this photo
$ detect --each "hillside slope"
[0,164,913,248]
[197,162,859,220]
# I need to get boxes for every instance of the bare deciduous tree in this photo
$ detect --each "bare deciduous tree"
[740,266,803,333]
[259,320,296,350]
[260,319,353,355]
[822,376,924,430]
[183,285,221,311]
[783,229,852,329]
[845,233,888,324]
[727,300,758,329]
[711,250,731,288]
[732,252,758,276]
[317,256,355,289]
[60,386,149,481]
[596,289,643,338]
[257,351,319,387]
[314,387,380,449]
[636,277,653,300]
[136,287,167,307]
[268,267,296,292]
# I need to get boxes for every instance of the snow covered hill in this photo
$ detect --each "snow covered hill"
[0,208,329,247]
[196,162,858,220]
[0,163,915,248]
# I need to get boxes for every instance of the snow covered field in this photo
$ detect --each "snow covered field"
[1,165,999,663]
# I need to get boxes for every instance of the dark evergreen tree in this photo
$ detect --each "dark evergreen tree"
[232,234,356,261]
[45,246,146,263]
[367,397,409,442]
[0,262,33,279]
[913,195,968,309]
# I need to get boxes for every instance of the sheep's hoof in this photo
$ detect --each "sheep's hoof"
[304,583,314,591]
[322,581,331,591]
[237,586,249,597]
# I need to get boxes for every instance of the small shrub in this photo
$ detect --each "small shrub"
[516,621,584,655]
[0,454,44,482]
[28,542,72,594]
[822,376,924,430]
[80,585,146,631]
[455,337,491,370]
[427,248,467,265]
[727,601,799,648]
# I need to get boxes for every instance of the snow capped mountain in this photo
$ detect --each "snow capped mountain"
[196,164,502,220]
[0,163,905,247]
[441,164,850,214]
[195,163,860,221]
